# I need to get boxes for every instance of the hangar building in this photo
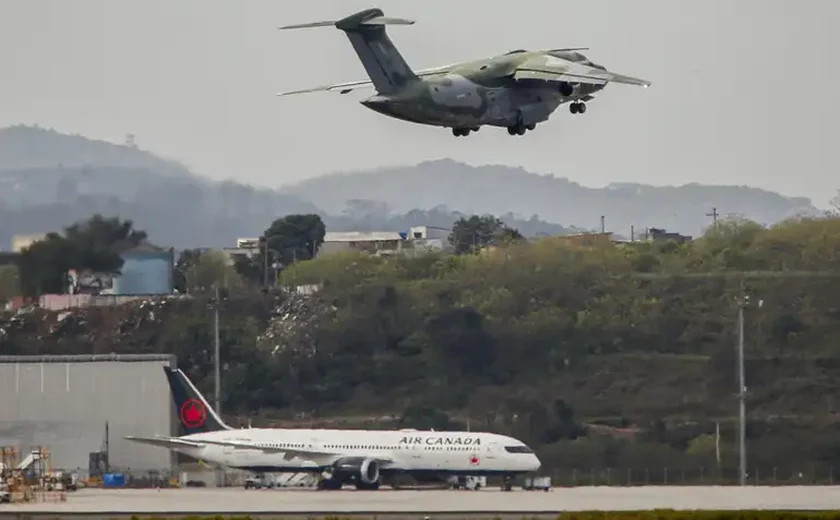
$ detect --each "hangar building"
[0,354,176,474]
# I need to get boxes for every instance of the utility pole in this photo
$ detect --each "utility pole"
[736,279,747,486]
[706,207,719,226]
[213,284,221,416]
[212,284,223,488]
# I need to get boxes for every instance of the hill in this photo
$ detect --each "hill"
[0,125,822,249]
[282,159,820,237]
[0,127,575,250]
[0,125,194,177]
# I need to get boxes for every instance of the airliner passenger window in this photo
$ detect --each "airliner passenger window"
[504,445,533,453]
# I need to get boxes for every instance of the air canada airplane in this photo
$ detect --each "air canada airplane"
[126,367,541,490]
[277,7,650,137]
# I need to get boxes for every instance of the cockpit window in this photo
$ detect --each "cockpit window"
[504,445,533,454]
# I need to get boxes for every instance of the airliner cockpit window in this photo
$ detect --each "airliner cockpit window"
[504,445,533,453]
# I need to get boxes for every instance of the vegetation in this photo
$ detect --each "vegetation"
[4,209,840,479]
[2,215,148,297]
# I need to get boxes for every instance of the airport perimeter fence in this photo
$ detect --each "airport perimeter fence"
[542,466,837,487]
[79,465,840,488]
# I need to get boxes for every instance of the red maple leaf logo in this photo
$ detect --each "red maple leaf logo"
[180,399,207,428]
[469,455,479,465]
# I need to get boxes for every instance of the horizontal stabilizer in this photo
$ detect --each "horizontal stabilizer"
[278,20,337,30]
[548,47,590,52]
[278,16,414,31]
[359,16,415,26]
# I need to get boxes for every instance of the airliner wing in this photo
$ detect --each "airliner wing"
[193,438,395,464]
[124,435,206,449]
[513,56,651,87]
[277,64,456,96]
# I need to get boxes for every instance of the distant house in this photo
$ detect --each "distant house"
[110,243,175,295]
[647,227,692,244]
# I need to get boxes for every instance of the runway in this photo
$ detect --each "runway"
[2,486,840,518]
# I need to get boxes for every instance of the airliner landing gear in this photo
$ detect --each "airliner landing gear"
[452,127,479,137]
[317,477,343,490]
[501,474,514,491]
[355,481,381,490]
[570,102,587,114]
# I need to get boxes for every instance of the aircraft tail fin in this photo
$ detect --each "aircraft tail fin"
[278,8,418,95]
[163,366,232,435]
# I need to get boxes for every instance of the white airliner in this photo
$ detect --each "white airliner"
[126,367,541,490]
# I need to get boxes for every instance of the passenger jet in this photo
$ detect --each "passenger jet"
[126,367,541,490]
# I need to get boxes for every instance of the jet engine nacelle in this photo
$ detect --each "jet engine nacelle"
[332,456,380,484]
[558,82,574,96]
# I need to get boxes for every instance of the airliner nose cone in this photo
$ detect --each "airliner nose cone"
[531,455,542,471]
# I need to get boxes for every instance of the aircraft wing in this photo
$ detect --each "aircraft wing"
[130,436,394,465]
[277,64,456,96]
[199,439,395,464]
[124,435,206,449]
[513,56,651,88]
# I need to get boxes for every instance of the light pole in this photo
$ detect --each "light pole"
[736,285,746,486]
[213,284,221,416]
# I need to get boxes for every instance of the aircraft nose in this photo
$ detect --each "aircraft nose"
[529,454,541,471]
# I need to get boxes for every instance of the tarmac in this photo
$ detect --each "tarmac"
[3,486,840,518]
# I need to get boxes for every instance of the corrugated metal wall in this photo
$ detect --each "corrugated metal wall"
[0,355,175,473]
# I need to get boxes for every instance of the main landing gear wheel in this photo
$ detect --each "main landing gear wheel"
[570,102,587,114]
[507,123,535,136]
[317,478,343,490]
[452,127,479,137]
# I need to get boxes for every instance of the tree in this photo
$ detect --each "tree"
[174,249,244,293]
[14,214,147,297]
[0,265,20,304]
[262,214,326,267]
[448,214,523,254]
[232,214,327,287]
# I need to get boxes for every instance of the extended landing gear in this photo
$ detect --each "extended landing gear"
[570,102,587,115]
[501,474,514,491]
[316,476,381,491]
[317,477,343,490]
[452,127,479,137]
[506,123,536,136]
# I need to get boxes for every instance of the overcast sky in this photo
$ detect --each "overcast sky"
[1,0,837,206]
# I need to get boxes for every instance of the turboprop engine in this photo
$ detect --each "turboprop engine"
[332,456,380,484]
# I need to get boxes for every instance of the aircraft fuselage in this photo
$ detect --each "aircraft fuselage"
[359,53,605,131]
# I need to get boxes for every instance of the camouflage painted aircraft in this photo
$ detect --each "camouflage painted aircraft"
[277,8,651,137]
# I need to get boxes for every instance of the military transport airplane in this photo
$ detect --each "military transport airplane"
[126,367,540,491]
[276,8,651,137]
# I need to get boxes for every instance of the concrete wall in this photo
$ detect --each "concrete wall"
[112,250,174,295]
[0,355,176,474]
